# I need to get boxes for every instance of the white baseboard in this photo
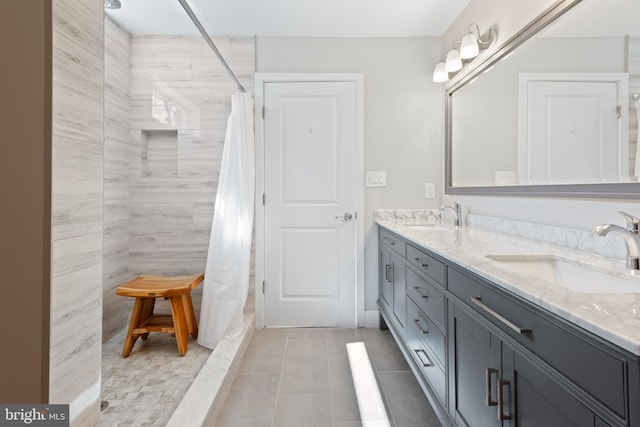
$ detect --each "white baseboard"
[364,310,380,328]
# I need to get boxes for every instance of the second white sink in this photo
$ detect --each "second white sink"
[485,254,640,294]
[403,224,449,231]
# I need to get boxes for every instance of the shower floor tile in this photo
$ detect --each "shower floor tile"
[101,327,212,427]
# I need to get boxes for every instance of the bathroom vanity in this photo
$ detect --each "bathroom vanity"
[377,220,640,427]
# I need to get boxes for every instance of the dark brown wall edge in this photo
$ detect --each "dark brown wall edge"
[0,0,52,403]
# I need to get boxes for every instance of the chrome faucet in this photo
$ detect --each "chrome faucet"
[592,222,640,270]
[615,211,640,234]
[441,202,462,227]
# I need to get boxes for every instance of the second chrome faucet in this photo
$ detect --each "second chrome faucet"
[591,211,640,270]
[441,202,462,227]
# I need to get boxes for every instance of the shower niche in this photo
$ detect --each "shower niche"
[140,129,179,178]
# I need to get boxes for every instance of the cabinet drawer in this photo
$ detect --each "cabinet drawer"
[407,298,446,368]
[406,321,447,405]
[448,267,626,417]
[406,244,446,287]
[406,267,446,331]
[379,228,406,257]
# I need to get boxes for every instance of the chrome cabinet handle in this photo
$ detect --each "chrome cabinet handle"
[335,212,353,221]
[385,265,393,282]
[471,297,532,335]
[413,286,429,299]
[414,349,432,367]
[412,318,429,335]
[414,257,429,268]
[497,379,512,421]
[485,368,498,407]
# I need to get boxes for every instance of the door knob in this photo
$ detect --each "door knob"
[335,212,353,221]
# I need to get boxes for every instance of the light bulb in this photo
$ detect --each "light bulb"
[432,62,448,83]
[460,32,479,59]
[445,49,462,72]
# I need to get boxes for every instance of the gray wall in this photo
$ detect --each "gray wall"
[256,37,443,310]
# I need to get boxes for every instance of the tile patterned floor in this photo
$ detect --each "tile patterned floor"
[101,327,212,427]
[215,328,441,427]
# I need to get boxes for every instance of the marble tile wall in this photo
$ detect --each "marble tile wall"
[103,17,132,342]
[50,0,103,425]
[630,37,640,177]
[128,35,255,282]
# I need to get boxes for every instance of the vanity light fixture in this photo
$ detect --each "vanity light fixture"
[445,47,462,72]
[432,59,449,83]
[461,24,497,59]
[433,23,498,83]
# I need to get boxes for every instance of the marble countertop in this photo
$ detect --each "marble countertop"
[377,219,640,356]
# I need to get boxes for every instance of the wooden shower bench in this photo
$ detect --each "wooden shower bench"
[116,273,204,357]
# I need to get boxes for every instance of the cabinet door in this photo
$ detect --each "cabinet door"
[501,342,597,427]
[449,304,501,427]
[391,250,406,337]
[379,243,392,313]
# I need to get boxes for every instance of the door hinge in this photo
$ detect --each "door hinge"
[262,106,265,119]
[262,193,265,205]
[617,105,622,118]
[262,280,265,294]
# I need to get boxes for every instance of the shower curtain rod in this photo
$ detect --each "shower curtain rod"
[177,0,246,93]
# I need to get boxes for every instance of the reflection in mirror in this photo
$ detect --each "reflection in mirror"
[448,0,640,191]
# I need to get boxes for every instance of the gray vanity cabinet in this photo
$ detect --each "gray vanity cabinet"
[379,243,392,314]
[379,229,406,338]
[377,224,640,427]
[449,301,601,427]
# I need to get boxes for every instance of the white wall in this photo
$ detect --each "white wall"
[442,0,640,235]
[256,37,443,310]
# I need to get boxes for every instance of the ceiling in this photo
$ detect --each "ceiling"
[105,0,470,37]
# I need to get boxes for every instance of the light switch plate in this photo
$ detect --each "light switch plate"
[424,183,435,199]
[366,172,387,187]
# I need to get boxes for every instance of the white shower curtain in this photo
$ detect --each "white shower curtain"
[198,92,255,349]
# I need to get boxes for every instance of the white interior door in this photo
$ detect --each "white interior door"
[262,80,358,327]
[518,74,629,184]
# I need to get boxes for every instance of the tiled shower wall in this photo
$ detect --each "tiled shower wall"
[103,17,132,341]
[127,35,255,277]
[50,0,103,424]
[101,30,255,340]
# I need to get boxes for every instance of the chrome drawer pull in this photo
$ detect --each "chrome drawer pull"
[414,349,432,367]
[497,379,512,421]
[412,318,429,334]
[385,265,391,282]
[413,286,429,299]
[414,257,429,268]
[485,368,498,407]
[470,296,532,335]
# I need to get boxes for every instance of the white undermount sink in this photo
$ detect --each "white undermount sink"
[403,224,449,231]
[485,254,640,294]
